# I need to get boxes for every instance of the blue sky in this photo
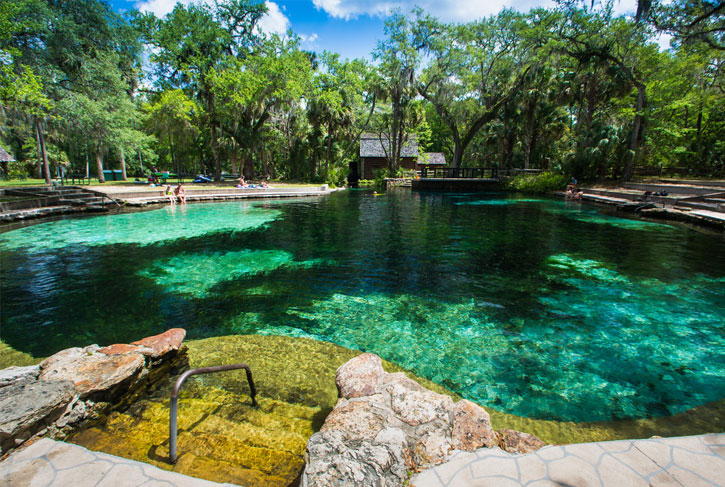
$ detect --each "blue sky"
[110,0,644,61]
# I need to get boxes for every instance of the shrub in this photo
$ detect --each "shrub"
[504,171,568,193]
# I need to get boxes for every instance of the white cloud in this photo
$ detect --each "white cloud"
[312,0,648,21]
[134,0,211,18]
[135,0,291,35]
[258,1,291,35]
[312,0,547,21]
[299,32,319,43]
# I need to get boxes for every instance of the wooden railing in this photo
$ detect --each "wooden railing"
[420,167,499,179]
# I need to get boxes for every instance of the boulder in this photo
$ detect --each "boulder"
[0,365,39,388]
[97,343,150,356]
[451,399,498,450]
[302,429,409,487]
[0,379,75,453]
[131,328,186,359]
[303,353,547,487]
[497,428,547,454]
[335,353,385,399]
[388,381,452,427]
[40,348,145,398]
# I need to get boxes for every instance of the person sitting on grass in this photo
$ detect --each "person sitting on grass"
[174,183,186,204]
[165,185,176,205]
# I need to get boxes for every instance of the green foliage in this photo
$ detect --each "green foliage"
[504,171,568,193]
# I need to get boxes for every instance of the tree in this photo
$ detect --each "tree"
[415,10,534,169]
[136,0,267,180]
[372,12,420,174]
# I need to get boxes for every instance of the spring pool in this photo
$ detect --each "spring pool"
[1,190,724,424]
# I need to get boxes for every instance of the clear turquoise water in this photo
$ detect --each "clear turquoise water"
[1,191,724,423]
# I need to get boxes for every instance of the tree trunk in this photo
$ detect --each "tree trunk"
[325,125,333,179]
[96,145,105,183]
[120,147,128,181]
[34,120,43,179]
[36,119,51,185]
[622,84,646,181]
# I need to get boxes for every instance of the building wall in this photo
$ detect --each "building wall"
[361,157,417,179]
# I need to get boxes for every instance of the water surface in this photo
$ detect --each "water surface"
[1,191,724,424]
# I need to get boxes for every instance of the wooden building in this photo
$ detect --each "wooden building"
[0,145,15,180]
[418,152,447,172]
[357,133,419,180]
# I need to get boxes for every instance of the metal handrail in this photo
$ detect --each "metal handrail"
[169,364,257,463]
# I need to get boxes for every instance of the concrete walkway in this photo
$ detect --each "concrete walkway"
[411,434,725,487]
[0,438,234,487]
[4,435,723,487]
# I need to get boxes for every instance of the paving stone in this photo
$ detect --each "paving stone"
[44,440,96,469]
[608,442,666,477]
[597,455,651,487]
[534,445,566,461]
[469,455,519,480]
[53,459,115,485]
[514,455,548,482]
[599,439,635,453]
[671,447,725,484]
[547,455,602,486]
[563,442,605,465]
[97,463,149,486]
[634,440,675,467]
[665,465,715,487]
[646,470,684,486]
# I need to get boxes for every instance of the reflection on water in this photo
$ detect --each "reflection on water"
[1,190,724,426]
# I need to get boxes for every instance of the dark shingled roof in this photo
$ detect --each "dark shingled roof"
[360,133,418,158]
[420,152,446,165]
[0,145,15,163]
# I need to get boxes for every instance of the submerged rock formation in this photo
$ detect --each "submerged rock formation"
[0,328,186,454]
[302,353,546,486]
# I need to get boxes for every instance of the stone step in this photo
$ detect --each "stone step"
[624,182,725,195]
[69,387,315,486]
[70,427,292,487]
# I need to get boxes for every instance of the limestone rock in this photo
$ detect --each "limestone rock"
[131,328,186,359]
[451,399,498,450]
[412,432,451,469]
[335,353,385,399]
[497,428,546,454]
[320,399,387,442]
[0,379,74,453]
[98,343,151,356]
[0,365,39,388]
[302,429,408,487]
[389,382,453,427]
[40,347,145,398]
[305,353,548,487]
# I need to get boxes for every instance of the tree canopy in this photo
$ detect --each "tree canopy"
[1,0,722,184]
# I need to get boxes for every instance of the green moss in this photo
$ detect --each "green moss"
[0,340,41,369]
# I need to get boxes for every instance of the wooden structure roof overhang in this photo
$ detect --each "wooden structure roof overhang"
[0,145,16,163]
[420,152,447,165]
[359,133,419,159]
